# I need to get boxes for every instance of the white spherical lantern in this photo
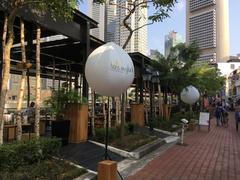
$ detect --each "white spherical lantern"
[85,42,134,97]
[180,85,200,105]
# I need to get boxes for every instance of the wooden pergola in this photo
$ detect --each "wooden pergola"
[0,6,152,100]
[0,5,156,142]
[0,6,105,100]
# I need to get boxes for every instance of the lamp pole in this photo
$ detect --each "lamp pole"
[104,97,110,160]
[149,80,153,131]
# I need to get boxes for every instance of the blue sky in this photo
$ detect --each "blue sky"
[80,1,240,56]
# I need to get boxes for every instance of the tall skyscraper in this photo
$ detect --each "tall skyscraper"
[186,0,229,63]
[88,1,105,41]
[88,0,148,55]
[164,31,183,57]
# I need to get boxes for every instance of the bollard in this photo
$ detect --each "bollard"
[177,119,188,146]
[98,160,117,180]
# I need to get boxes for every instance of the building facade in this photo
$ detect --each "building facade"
[186,0,229,63]
[88,0,148,55]
[6,74,53,110]
[88,1,105,41]
[164,31,183,57]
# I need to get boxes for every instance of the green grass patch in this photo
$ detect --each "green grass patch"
[0,158,87,180]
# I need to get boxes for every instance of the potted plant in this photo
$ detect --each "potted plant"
[45,88,83,145]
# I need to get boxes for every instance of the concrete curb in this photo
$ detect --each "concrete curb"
[74,172,97,180]
[89,138,166,160]
[152,127,179,136]
[163,136,180,143]
[53,156,97,180]
[130,138,166,159]
[88,140,133,158]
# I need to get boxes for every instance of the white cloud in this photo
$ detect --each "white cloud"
[176,1,185,12]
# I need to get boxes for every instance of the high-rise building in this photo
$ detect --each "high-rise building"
[88,0,148,55]
[88,1,105,41]
[186,0,229,63]
[164,31,183,57]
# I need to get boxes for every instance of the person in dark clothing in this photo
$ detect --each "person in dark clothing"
[215,103,222,126]
[23,102,35,132]
[235,106,240,131]
[221,107,229,128]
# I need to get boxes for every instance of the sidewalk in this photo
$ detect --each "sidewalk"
[128,112,240,180]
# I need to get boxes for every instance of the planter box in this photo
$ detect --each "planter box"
[40,120,46,136]
[65,104,89,143]
[52,120,70,146]
[131,103,144,127]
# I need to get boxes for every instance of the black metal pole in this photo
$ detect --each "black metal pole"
[149,81,153,131]
[104,97,110,160]
[27,69,30,107]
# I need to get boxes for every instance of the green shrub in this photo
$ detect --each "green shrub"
[0,137,61,171]
[149,116,181,132]
[95,128,119,143]
[124,122,135,135]
[171,111,198,124]
[0,158,87,180]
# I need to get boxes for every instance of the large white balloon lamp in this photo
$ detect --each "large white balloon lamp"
[179,85,200,146]
[85,42,134,160]
[85,42,134,97]
[181,85,200,105]
[180,85,200,116]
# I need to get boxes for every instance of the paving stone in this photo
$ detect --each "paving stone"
[128,112,240,180]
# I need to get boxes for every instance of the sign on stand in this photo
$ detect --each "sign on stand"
[199,112,210,131]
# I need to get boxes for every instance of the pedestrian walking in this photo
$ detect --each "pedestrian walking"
[215,103,222,126]
[222,107,229,128]
[235,106,240,131]
[23,102,35,132]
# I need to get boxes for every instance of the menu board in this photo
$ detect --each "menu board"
[199,112,210,126]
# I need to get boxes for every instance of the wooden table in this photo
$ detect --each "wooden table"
[3,124,17,142]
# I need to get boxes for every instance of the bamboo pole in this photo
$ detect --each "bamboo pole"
[16,19,27,140]
[35,25,41,138]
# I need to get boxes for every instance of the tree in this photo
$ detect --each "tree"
[108,0,177,49]
[189,64,225,95]
[16,19,27,140]
[35,25,41,138]
[0,0,88,144]
[105,0,177,137]
[151,42,200,118]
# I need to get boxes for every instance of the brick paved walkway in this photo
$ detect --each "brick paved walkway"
[128,112,240,180]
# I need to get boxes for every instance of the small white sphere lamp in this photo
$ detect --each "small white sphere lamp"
[180,85,200,105]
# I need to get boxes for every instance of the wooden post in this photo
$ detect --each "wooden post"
[52,59,55,90]
[58,69,61,90]
[82,22,90,99]
[26,24,34,107]
[98,160,117,180]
